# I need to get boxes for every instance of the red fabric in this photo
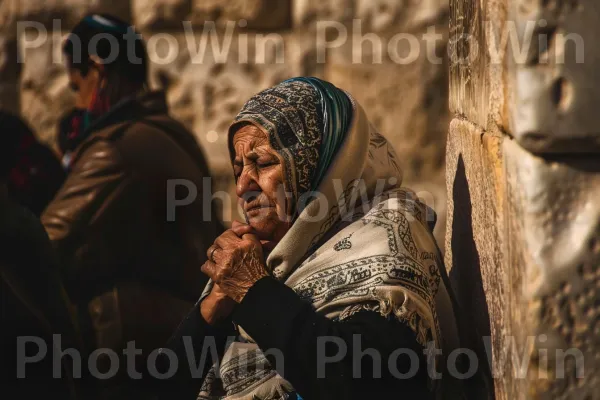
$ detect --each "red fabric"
[7,132,66,215]
[67,114,82,140]
[89,85,111,116]
[8,133,37,190]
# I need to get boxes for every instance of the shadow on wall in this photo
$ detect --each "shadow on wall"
[450,155,495,400]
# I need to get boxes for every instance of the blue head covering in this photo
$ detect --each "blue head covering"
[228,77,353,213]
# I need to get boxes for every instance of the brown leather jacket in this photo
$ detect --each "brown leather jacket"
[42,91,223,356]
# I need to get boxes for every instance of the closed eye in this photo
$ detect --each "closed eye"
[257,161,279,169]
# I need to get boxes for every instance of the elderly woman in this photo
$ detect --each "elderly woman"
[159,78,459,400]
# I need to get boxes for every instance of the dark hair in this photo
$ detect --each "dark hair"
[0,112,31,179]
[63,14,147,85]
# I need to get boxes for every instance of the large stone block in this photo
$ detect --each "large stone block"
[134,0,292,31]
[0,0,132,39]
[295,0,448,32]
[447,118,600,399]
[449,0,507,131]
[132,0,192,30]
[293,0,355,29]
[325,32,449,185]
[504,139,600,399]
[509,0,600,153]
[354,0,447,32]
[445,118,508,400]
[18,30,74,143]
[191,0,291,31]
[148,32,322,176]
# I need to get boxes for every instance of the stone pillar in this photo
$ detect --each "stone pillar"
[447,0,599,399]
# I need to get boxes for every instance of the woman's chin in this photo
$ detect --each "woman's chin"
[247,217,275,239]
[248,218,289,243]
[245,208,290,242]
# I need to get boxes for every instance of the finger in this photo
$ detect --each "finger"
[206,244,220,261]
[241,232,261,246]
[231,220,245,229]
[215,230,242,248]
[231,223,255,237]
[201,260,218,281]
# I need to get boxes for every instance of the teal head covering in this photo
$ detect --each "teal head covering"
[228,77,353,214]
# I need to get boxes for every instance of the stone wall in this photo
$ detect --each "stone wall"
[448,0,600,399]
[0,0,450,242]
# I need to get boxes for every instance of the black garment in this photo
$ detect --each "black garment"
[159,277,431,400]
[0,195,80,399]
[57,108,87,157]
[6,141,66,216]
[0,111,65,216]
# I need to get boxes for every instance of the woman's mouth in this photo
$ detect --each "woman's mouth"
[245,203,275,216]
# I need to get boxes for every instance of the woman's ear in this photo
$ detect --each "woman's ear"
[88,54,103,69]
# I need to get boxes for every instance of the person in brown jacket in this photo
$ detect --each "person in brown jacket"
[41,14,223,398]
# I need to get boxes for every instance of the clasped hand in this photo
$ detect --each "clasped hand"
[201,221,270,304]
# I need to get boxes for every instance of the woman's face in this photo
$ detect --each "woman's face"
[232,124,291,242]
[66,59,102,110]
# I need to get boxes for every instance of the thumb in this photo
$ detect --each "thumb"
[201,260,218,281]
[241,232,261,245]
[232,223,255,237]
[231,220,244,229]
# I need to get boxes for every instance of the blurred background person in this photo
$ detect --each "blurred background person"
[0,120,81,399]
[40,14,223,398]
[0,111,65,216]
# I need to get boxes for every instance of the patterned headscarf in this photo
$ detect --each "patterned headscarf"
[228,77,353,213]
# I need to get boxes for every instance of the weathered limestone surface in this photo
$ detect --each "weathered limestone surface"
[18,30,74,143]
[509,0,600,153]
[148,33,323,176]
[295,0,447,32]
[504,140,600,400]
[446,118,508,399]
[449,0,507,132]
[449,0,600,398]
[132,0,191,30]
[326,31,448,185]
[448,101,600,400]
[293,0,354,29]
[133,0,292,31]
[191,0,291,31]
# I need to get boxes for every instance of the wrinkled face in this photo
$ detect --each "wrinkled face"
[233,124,291,242]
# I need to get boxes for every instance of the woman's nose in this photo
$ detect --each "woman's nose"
[236,169,260,199]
